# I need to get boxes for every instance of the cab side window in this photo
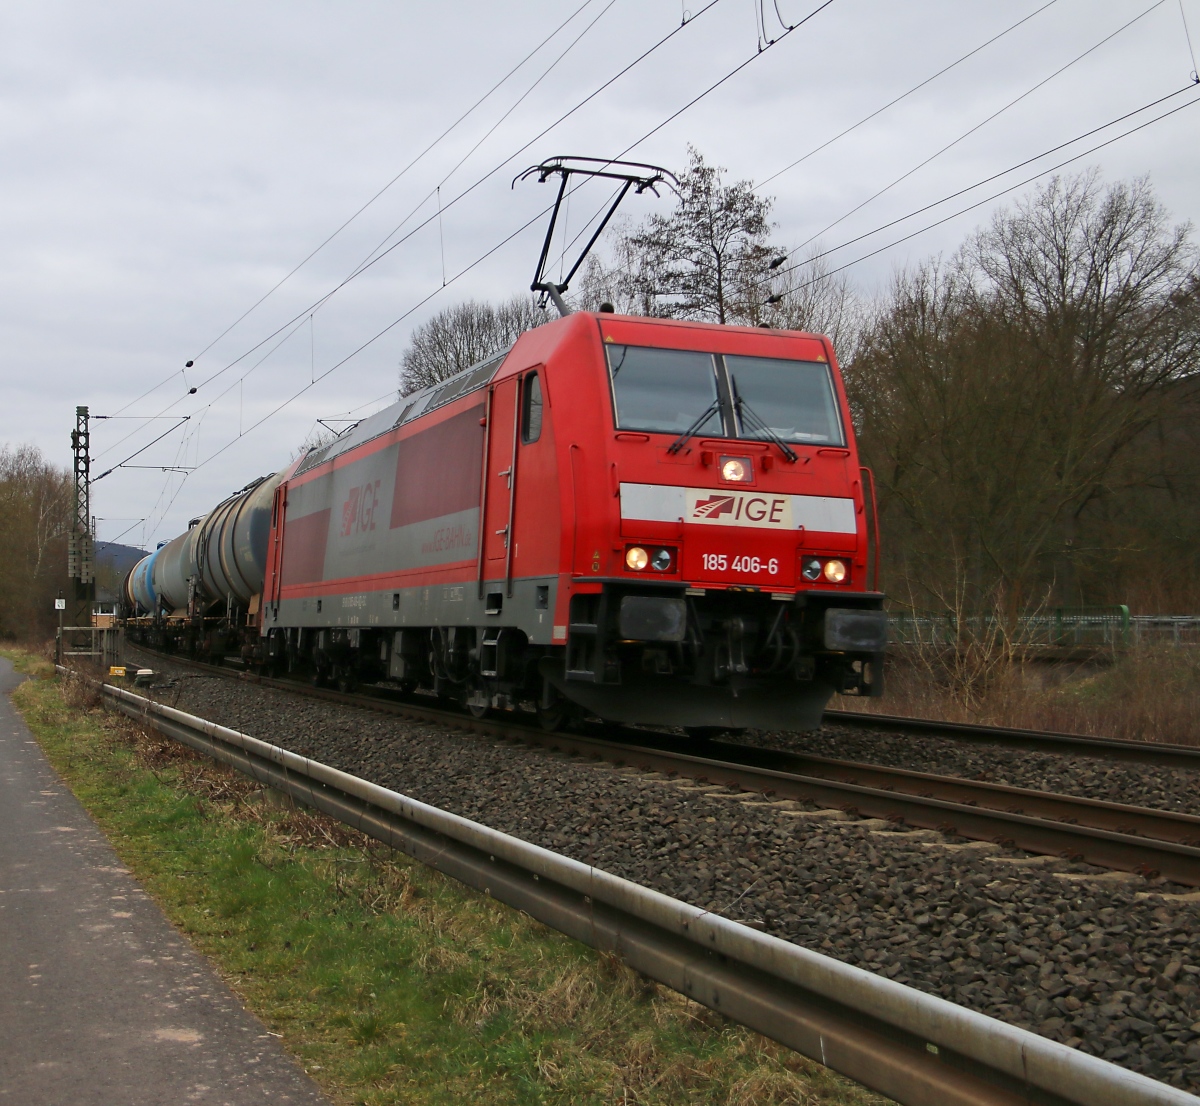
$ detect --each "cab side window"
[521,372,543,444]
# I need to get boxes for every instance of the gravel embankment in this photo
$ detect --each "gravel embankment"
[747,723,1200,817]
[124,651,1200,1092]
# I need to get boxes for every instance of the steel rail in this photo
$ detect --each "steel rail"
[78,670,1198,1106]
[507,730,1200,889]
[755,752,1200,847]
[122,649,1200,885]
[825,709,1200,770]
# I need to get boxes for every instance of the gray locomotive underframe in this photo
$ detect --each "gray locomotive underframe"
[267,573,559,646]
[262,573,884,730]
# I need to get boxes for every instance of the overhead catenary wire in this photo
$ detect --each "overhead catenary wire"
[184,202,556,480]
[144,191,622,533]
[104,518,147,544]
[191,0,728,394]
[104,0,604,422]
[762,89,1200,295]
[346,0,621,282]
[145,191,566,543]
[191,0,837,469]
[790,0,1172,258]
[750,80,1200,294]
[96,0,727,468]
[96,0,617,461]
[1180,0,1199,79]
[614,0,837,158]
[128,0,1192,546]
[757,0,1060,189]
[92,418,190,483]
[206,0,602,349]
[146,0,1027,434]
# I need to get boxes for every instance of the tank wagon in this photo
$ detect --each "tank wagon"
[123,474,282,662]
[125,310,887,730]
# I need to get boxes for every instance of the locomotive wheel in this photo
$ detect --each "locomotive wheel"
[465,678,491,719]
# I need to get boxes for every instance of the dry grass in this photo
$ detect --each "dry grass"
[835,643,1200,746]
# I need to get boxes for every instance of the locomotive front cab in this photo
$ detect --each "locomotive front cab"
[549,315,886,731]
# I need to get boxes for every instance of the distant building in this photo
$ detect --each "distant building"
[93,585,118,628]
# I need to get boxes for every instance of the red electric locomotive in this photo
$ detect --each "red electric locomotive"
[256,307,886,730]
[124,158,886,732]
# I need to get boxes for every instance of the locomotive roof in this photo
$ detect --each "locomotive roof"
[289,311,835,479]
[293,344,512,477]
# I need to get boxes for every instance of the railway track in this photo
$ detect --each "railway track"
[124,648,1200,888]
[825,707,1200,770]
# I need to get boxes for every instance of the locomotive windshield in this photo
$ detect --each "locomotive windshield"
[607,346,721,434]
[725,355,844,446]
[606,344,844,446]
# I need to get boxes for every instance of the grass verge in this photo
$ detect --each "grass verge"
[0,642,56,679]
[7,658,887,1106]
[834,645,1200,746]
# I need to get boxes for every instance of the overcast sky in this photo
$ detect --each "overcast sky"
[2,0,1197,550]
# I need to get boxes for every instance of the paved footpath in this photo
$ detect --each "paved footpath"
[0,658,330,1106]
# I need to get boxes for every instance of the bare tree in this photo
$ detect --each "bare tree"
[0,444,73,640]
[576,151,862,345]
[573,220,662,316]
[611,147,778,325]
[852,172,1200,614]
[399,295,548,394]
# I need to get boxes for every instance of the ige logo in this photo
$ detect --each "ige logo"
[341,479,382,537]
[692,495,736,520]
[686,487,792,530]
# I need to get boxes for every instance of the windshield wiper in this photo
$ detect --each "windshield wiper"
[667,399,721,454]
[731,378,798,463]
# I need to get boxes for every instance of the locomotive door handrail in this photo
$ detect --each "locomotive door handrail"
[476,388,494,600]
[268,485,287,609]
[860,465,880,593]
[502,376,524,598]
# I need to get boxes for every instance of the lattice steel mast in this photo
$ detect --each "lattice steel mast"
[68,405,95,620]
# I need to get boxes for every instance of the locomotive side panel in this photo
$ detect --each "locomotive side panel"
[268,397,489,631]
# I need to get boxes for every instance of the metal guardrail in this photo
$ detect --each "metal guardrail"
[69,671,1199,1106]
[1128,616,1200,646]
[888,607,1200,650]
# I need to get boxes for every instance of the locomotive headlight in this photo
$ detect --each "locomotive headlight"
[720,456,751,483]
[651,547,673,571]
[625,546,649,571]
[823,559,847,583]
[801,557,822,581]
